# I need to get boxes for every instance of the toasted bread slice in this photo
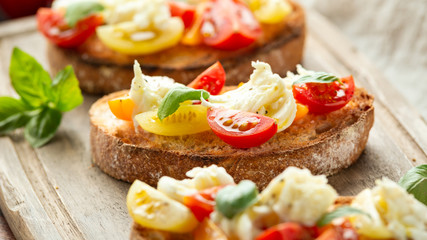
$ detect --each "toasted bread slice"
[128,197,356,240]
[90,87,374,189]
[48,1,305,94]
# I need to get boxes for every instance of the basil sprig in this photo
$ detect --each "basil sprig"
[398,164,427,206]
[1,48,83,147]
[157,86,210,120]
[293,72,340,85]
[316,206,370,227]
[65,1,104,27]
[215,180,258,219]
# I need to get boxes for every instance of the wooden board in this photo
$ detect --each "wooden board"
[0,11,426,240]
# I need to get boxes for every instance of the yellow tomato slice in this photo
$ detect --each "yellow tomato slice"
[193,219,228,240]
[108,96,135,121]
[135,105,210,136]
[127,180,198,233]
[248,0,292,24]
[96,18,184,55]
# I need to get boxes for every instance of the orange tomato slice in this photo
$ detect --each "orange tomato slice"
[108,96,135,121]
[293,103,309,122]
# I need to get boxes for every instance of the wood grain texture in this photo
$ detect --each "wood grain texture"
[0,211,15,240]
[0,10,426,240]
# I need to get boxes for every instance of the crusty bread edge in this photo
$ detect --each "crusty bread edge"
[47,2,306,94]
[128,196,356,240]
[89,89,374,189]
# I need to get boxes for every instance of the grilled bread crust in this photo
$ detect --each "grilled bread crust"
[47,1,305,94]
[90,88,374,189]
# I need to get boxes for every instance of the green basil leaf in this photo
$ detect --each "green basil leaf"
[317,206,370,227]
[24,107,62,148]
[0,97,35,134]
[293,72,340,86]
[50,66,83,112]
[9,48,52,108]
[0,97,31,120]
[215,180,258,219]
[157,87,210,120]
[65,1,104,27]
[398,164,427,206]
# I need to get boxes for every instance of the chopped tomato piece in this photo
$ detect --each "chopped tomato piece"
[193,219,228,240]
[256,222,312,240]
[201,0,262,50]
[168,1,196,28]
[135,105,210,136]
[293,103,309,122]
[292,76,355,114]
[207,108,277,148]
[183,186,224,221]
[108,96,135,121]
[37,8,103,48]
[187,61,225,95]
[181,3,207,46]
[317,219,359,240]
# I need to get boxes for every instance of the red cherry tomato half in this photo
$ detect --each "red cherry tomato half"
[317,219,359,240]
[292,76,355,114]
[256,222,312,240]
[187,61,226,95]
[207,108,277,149]
[36,8,103,48]
[201,0,262,50]
[183,186,225,222]
[168,1,196,29]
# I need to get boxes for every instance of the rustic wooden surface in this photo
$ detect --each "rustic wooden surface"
[299,0,427,121]
[0,10,427,240]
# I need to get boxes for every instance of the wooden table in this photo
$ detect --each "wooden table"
[1,11,427,240]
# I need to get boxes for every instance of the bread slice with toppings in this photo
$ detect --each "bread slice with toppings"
[89,86,374,189]
[126,164,427,240]
[47,1,305,94]
[127,197,354,240]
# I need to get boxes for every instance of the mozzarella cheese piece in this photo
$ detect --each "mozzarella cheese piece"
[157,165,235,203]
[130,61,184,117]
[100,0,172,30]
[258,167,338,225]
[209,61,297,132]
[351,178,427,240]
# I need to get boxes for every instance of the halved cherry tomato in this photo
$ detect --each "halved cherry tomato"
[187,62,225,95]
[37,8,103,48]
[108,96,135,121]
[292,76,355,114]
[183,186,225,221]
[168,1,196,28]
[181,3,207,46]
[135,105,210,136]
[247,0,292,24]
[293,103,309,122]
[201,0,262,50]
[193,218,228,240]
[317,219,359,240]
[127,180,198,233]
[96,19,184,55]
[207,108,277,148]
[256,222,312,240]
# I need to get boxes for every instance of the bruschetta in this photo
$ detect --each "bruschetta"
[126,165,427,240]
[37,0,305,94]
[89,60,374,188]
